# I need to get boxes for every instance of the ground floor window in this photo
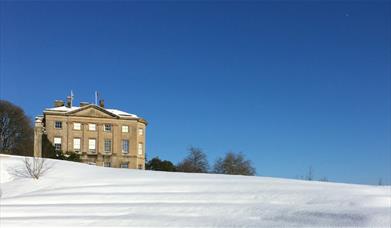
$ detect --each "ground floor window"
[138,143,143,155]
[54,137,62,151]
[121,163,128,168]
[103,162,111,167]
[73,138,81,153]
[104,139,112,153]
[138,164,143,169]
[89,139,96,153]
[122,140,129,154]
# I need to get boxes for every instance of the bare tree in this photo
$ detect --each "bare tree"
[319,177,328,182]
[9,157,51,179]
[177,146,209,173]
[214,152,256,176]
[0,100,33,156]
[306,166,314,181]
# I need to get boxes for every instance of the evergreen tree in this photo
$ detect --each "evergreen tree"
[146,157,176,171]
[41,134,58,159]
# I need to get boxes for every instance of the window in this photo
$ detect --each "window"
[138,164,143,170]
[122,140,129,154]
[55,121,62,129]
[138,128,144,135]
[89,124,96,131]
[138,143,143,155]
[54,137,62,151]
[122,125,129,133]
[104,139,112,153]
[104,124,112,132]
[103,162,111,167]
[88,139,96,153]
[73,138,81,153]
[73,123,81,130]
[121,163,128,168]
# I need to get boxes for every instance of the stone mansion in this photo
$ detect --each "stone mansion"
[34,96,147,169]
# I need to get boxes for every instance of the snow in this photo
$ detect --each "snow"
[45,106,81,112]
[105,109,138,117]
[45,106,138,117]
[0,154,390,227]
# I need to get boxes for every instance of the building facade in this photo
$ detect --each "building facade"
[34,98,147,169]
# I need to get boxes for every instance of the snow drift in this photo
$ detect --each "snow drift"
[0,154,390,227]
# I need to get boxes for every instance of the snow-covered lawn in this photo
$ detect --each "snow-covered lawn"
[0,154,390,227]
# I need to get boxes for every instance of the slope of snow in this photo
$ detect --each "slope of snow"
[0,154,390,227]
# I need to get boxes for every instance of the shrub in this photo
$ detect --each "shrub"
[9,157,51,179]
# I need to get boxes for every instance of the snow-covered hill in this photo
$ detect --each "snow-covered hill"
[0,154,390,227]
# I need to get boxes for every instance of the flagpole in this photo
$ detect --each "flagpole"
[70,90,74,107]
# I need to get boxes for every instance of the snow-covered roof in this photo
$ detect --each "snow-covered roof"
[46,106,81,112]
[105,109,137,117]
[45,105,138,118]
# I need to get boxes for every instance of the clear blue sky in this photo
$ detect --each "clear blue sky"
[1,1,390,185]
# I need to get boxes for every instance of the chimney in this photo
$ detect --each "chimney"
[80,102,89,107]
[99,99,105,108]
[54,100,64,107]
[66,96,72,108]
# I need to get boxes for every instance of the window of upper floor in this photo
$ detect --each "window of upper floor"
[73,123,81,130]
[104,124,112,132]
[138,128,144,136]
[122,125,129,133]
[89,123,96,131]
[55,121,62,129]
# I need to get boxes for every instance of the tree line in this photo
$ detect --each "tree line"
[1,99,255,175]
[2,99,386,183]
[146,146,256,176]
